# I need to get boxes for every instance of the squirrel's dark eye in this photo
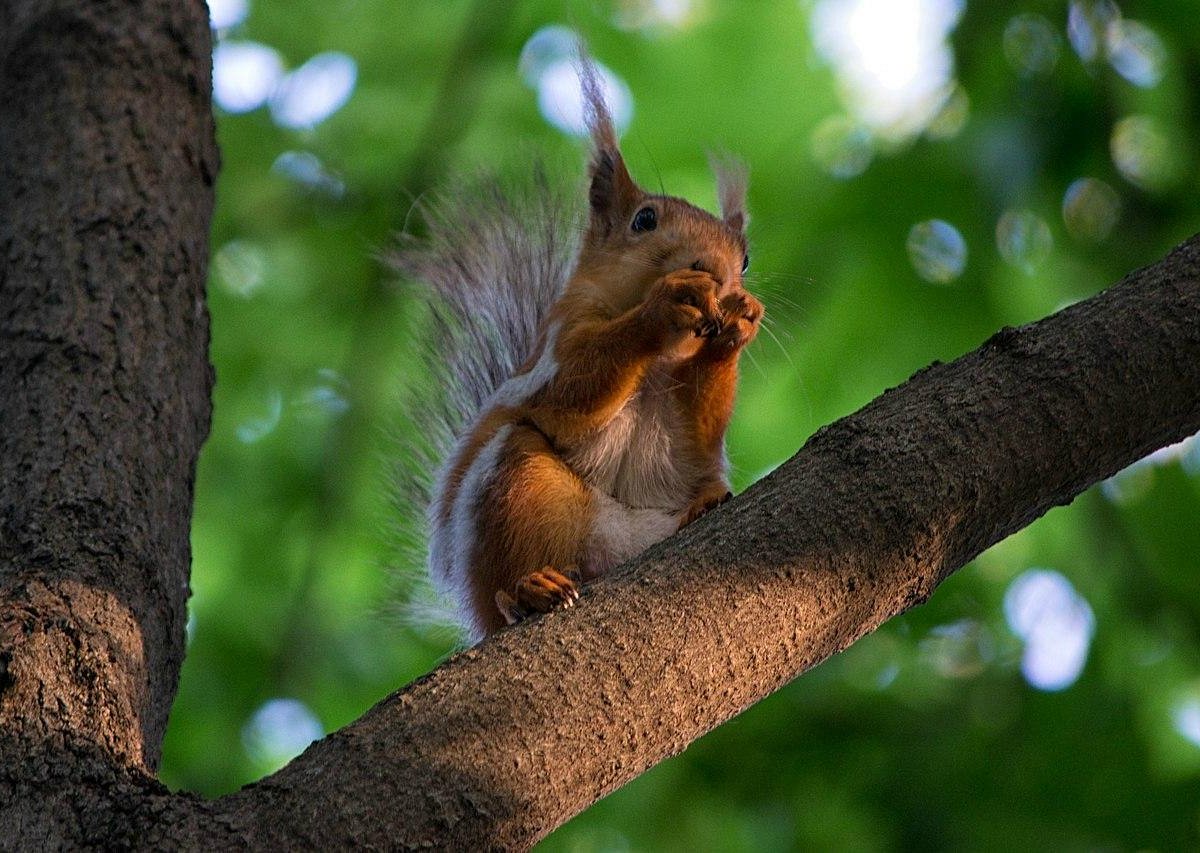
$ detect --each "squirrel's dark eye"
[631,207,657,233]
[741,254,750,273]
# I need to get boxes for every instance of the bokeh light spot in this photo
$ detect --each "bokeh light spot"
[207,0,248,30]
[1003,569,1095,692]
[1111,115,1174,190]
[1061,177,1120,242]
[212,41,283,113]
[242,698,323,771]
[272,151,346,198]
[1100,463,1155,504]
[614,0,700,31]
[920,619,992,678]
[295,369,351,417]
[236,389,283,444]
[1172,697,1200,748]
[1103,430,1200,503]
[1067,0,1119,63]
[810,0,964,139]
[1003,14,1061,77]
[907,219,967,284]
[1107,19,1166,88]
[535,58,633,138]
[270,52,357,130]
[810,115,874,178]
[996,209,1052,273]
[518,25,578,87]
[924,83,970,140]
[213,240,267,298]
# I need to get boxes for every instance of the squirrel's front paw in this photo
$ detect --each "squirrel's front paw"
[495,566,581,626]
[702,290,762,358]
[646,268,723,343]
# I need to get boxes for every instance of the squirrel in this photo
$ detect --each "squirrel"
[393,53,762,642]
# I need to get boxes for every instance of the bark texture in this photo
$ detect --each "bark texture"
[2,0,1200,847]
[0,0,216,820]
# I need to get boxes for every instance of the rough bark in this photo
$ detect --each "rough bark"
[2,0,1200,848]
[0,0,216,805]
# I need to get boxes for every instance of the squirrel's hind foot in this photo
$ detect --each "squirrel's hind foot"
[496,566,582,627]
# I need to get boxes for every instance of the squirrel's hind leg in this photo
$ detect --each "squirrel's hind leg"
[468,424,593,636]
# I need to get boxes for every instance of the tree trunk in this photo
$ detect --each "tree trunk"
[0,0,218,840]
[2,0,1199,848]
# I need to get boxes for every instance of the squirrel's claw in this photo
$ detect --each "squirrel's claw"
[496,566,581,626]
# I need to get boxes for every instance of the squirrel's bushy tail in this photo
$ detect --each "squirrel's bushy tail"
[386,168,580,628]
[392,169,577,433]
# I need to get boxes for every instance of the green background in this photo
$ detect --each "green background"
[165,1,1200,848]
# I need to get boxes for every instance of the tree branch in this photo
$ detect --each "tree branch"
[210,234,1198,849]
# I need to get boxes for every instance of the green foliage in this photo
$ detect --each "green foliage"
[165,0,1200,847]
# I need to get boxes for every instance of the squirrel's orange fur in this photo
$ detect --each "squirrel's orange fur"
[423,57,761,640]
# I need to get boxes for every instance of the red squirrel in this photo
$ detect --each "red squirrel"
[396,55,761,642]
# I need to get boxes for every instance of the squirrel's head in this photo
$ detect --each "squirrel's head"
[571,54,749,313]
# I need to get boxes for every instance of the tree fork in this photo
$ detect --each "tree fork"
[2,0,1200,848]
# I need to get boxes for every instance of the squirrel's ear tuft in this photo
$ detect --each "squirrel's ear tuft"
[579,46,640,232]
[710,153,749,232]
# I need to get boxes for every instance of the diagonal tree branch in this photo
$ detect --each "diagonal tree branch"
[212,233,1198,849]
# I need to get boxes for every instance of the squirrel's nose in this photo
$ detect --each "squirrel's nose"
[690,258,731,292]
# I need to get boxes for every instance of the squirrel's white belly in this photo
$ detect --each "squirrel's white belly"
[566,371,695,577]
[564,368,695,511]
